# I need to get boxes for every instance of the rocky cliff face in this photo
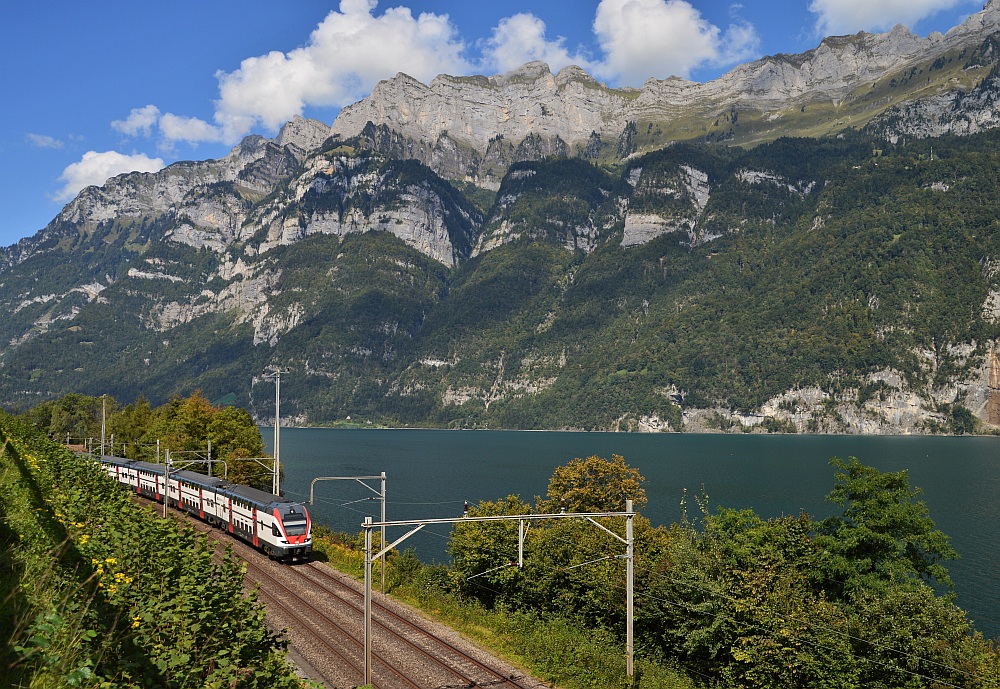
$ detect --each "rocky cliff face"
[870,62,1000,141]
[0,120,480,365]
[331,1,1000,184]
[275,115,332,152]
[332,63,617,161]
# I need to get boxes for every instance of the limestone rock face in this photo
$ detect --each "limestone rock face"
[32,136,293,252]
[621,164,711,247]
[333,62,626,155]
[870,63,1000,141]
[244,153,480,267]
[276,115,331,153]
[331,1,1000,165]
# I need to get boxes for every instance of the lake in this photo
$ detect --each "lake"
[264,428,1000,640]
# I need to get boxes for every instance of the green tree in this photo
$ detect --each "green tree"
[19,393,110,443]
[208,405,273,488]
[448,494,532,605]
[848,584,997,688]
[147,391,215,452]
[642,511,860,687]
[816,457,957,598]
[22,392,273,489]
[538,454,647,513]
[107,396,153,458]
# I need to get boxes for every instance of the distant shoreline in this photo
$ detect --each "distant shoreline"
[259,425,995,438]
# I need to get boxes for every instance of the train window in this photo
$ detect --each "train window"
[283,517,307,536]
[272,524,281,537]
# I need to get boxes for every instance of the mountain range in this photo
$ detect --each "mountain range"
[3,1,1000,433]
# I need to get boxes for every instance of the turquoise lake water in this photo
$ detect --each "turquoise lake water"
[264,428,1000,639]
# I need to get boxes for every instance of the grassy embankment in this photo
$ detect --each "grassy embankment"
[0,415,302,688]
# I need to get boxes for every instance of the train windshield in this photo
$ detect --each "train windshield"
[283,515,308,536]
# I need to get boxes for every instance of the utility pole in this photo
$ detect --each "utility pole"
[274,371,280,495]
[626,498,634,677]
[266,369,289,496]
[364,517,373,684]
[100,394,106,456]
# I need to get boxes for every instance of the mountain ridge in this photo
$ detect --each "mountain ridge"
[330,0,1000,169]
[3,7,1000,434]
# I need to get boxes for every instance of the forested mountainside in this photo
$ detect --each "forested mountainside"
[3,127,1000,434]
[3,4,1000,433]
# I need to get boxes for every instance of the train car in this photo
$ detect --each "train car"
[96,455,311,562]
[222,483,312,561]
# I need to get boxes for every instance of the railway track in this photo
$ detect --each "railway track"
[163,502,542,688]
[239,555,422,689]
[293,561,534,688]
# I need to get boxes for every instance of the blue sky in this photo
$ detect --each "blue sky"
[0,0,984,248]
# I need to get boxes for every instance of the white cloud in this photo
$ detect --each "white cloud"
[211,0,471,141]
[111,105,161,137]
[27,134,64,149]
[56,151,165,202]
[158,113,224,144]
[480,13,592,75]
[592,0,759,85]
[809,0,974,35]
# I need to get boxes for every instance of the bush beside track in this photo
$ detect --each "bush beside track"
[0,414,302,688]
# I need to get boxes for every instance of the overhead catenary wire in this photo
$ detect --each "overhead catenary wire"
[300,486,992,671]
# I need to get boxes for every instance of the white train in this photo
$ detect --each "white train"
[98,456,312,561]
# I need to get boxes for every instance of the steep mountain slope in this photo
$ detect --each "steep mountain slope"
[5,126,999,433]
[376,134,1000,433]
[4,6,1000,433]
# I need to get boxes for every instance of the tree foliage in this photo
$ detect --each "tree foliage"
[539,453,647,512]
[19,392,273,489]
[817,456,958,597]
[444,453,999,688]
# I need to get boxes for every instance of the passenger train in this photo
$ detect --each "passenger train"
[97,456,312,561]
